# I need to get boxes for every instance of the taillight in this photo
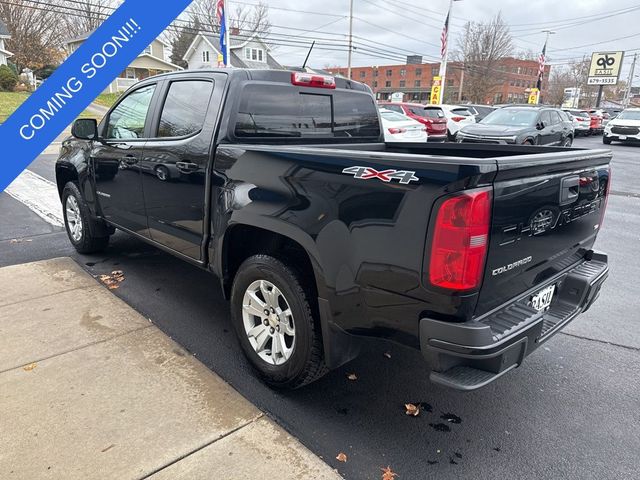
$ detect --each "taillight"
[599,167,611,228]
[388,127,407,134]
[291,72,336,89]
[451,116,466,122]
[429,188,492,291]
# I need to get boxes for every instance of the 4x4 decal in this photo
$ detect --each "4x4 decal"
[342,166,419,184]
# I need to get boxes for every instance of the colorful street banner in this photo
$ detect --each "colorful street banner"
[430,76,442,105]
[0,0,193,192]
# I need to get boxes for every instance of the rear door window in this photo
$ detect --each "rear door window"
[157,80,214,138]
[540,111,553,126]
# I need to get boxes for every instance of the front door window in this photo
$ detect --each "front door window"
[106,84,156,139]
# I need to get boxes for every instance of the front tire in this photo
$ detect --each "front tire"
[603,135,612,145]
[562,136,573,147]
[62,182,110,254]
[230,255,327,389]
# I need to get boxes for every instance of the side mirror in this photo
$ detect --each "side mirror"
[536,122,545,130]
[71,118,98,140]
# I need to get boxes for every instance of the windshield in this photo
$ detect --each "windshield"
[481,109,538,126]
[381,111,410,122]
[617,110,640,121]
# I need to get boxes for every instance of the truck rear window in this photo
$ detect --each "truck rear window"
[234,84,380,141]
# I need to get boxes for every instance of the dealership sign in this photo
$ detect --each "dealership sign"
[430,76,442,104]
[587,51,624,85]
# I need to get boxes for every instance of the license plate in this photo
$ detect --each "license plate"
[531,284,555,311]
[619,135,627,140]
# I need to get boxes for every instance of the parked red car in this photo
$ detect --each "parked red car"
[588,110,604,135]
[378,102,447,142]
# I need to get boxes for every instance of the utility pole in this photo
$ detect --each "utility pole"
[458,66,464,102]
[347,0,354,79]
[623,53,637,108]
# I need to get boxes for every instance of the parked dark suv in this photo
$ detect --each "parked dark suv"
[456,106,574,146]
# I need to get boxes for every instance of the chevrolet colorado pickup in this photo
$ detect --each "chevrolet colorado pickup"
[56,69,610,391]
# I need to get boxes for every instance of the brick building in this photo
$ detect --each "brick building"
[327,56,551,105]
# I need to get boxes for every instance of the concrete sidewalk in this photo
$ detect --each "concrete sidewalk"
[0,258,341,480]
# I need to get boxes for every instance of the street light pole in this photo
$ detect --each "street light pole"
[347,0,354,79]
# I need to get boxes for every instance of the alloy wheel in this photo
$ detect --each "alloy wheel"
[241,279,296,365]
[65,195,83,242]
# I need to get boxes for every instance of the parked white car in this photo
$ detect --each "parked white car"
[603,108,640,144]
[379,108,428,143]
[435,104,476,140]
[563,109,591,136]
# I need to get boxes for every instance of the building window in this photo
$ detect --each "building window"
[360,71,366,78]
[510,79,515,86]
[432,66,439,76]
[202,51,210,63]
[385,80,391,87]
[414,80,421,87]
[125,68,136,79]
[399,80,406,87]
[373,80,378,88]
[447,79,453,86]
[373,69,379,77]
[386,69,392,77]
[415,68,422,76]
[245,47,265,62]
[400,68,406,77]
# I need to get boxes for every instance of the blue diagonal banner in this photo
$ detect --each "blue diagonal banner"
[0,0,193,192]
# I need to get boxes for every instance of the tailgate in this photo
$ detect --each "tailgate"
[476,149,612,316]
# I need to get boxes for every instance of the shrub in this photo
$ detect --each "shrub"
[0,65,18,91]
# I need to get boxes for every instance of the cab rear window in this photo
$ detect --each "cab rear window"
[234,84,380,141]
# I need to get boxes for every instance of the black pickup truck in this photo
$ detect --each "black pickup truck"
[56,69,610,391]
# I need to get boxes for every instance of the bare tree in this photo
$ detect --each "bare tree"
[61,0,117,36]
[0,0,66,70]
[546,67,573,106]
[188,0,271,38]
[455,13,513,103]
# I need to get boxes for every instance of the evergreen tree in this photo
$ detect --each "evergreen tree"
[171,17,201,69]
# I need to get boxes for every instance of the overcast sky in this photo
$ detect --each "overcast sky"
[242,0,639,84]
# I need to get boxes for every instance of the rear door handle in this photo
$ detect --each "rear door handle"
[560,175,579,205]
[176,161,199,172]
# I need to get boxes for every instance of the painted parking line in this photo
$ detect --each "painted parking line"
[4,170,63,227]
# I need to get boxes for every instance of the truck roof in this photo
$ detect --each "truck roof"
[136,68,372,93]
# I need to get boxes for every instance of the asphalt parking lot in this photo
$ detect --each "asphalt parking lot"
[1,135,639,479]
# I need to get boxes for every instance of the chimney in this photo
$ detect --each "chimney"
[231,26,240,36]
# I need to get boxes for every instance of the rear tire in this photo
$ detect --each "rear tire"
[62,182,110,254]
[562,136,573,147]
[230,255,327,389]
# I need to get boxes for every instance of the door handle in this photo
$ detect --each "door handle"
[176,161,199,173]
[560,175,579,205]
[121,154,138,165]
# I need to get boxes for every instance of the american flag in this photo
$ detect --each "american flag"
[216,0,228,66]
[536,40,547,89]
[441,11,450,58]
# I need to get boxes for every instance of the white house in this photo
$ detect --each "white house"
[0,19,13,66]
[63,33,182,93]
[183,30,282,70]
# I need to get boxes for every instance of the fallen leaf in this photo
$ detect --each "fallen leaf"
[346,373,357,381]
[99,271,125,289]
[336,452,347,462]
[381,466,398,480]
[383,351,392,359]
[23,363,37,371]
[404,403,420,417]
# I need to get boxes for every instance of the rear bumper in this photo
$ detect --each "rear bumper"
[420,252,608,391]
[427,133,447,142]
